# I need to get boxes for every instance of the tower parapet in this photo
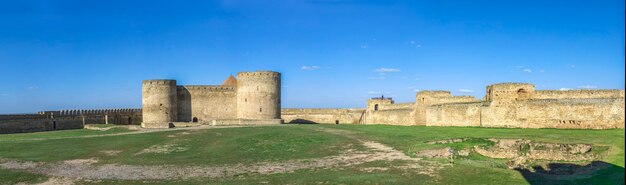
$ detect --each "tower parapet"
[142,79,178,128]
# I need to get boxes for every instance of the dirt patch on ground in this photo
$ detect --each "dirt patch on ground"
[135,143,189,155]
[15,177,76,185]
[83,125,113,131]
[425,138,469,144]
[416,147,454,158]
[100,150,122,156]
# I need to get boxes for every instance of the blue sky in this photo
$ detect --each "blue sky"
[0,0,624,113]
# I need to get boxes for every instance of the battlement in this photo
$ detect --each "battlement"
[142,80,177,85]
[177,85,235,91]
[236,71,281,78]
[41,108,142,116]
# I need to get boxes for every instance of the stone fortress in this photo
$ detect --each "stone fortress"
[141,71,283,128]
[1,70,624,134]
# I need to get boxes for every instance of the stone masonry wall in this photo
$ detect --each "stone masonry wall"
[177,86,237,123]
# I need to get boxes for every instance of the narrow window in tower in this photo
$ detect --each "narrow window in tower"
[260,108,262,112]
[257,86,259,90]
[245,98,247,102]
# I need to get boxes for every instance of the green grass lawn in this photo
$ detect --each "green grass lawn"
[0,124,623,185]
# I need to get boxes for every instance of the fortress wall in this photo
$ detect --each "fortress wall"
[0,115,83,134]
[281,108,365,124]
[426,102,482,127]
[365,108,414,126]
[534,90,625,99]
[177,86,237,123]
[0,114,47,121]
[480,98,625,129]
[516,99,625,129]
[0,119,52,134]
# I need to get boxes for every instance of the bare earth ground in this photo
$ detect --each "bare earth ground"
[0,125,440,183]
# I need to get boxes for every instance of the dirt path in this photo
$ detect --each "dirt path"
[0,125,441,181]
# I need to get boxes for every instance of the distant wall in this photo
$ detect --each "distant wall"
[281,108,365,124]
[177,86,237,123]
[426,102,481,127]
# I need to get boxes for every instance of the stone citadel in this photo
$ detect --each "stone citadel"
[1,70,624,133]
[142,71,282,128]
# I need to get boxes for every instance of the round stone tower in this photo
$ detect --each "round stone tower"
[236,71,281,119]
[142,79,178,128]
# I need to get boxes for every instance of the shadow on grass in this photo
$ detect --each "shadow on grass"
[286,119,319,124]
[515,161,625,185]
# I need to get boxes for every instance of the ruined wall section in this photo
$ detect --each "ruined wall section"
[281,108,366,124]
[426,102,482,127]
[177,85,237,123]
[415,91,479,125]
[142,80,177,128]
[236,71,281,120]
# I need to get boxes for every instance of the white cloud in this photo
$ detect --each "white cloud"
[458,89,474,93]
[27,86,38,90]
[413,89,421,92]
[367,91,381,94]
[301,66,319,70]
[414,78,421,81]
[407,86,414,89]
[559,88,572,91]
[368,76,386,80]
[408,41,421,48]
[523,69,532,73]
[515,66,524,69]
[375,68,400,73]
[578,85,597,89]
[360,44,368,49]
[540,69,545,73]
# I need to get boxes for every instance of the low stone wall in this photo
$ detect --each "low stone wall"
[426,102,482,127]
[364,108,414,126]
[281,108,365,124]
[210,119,283,126]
